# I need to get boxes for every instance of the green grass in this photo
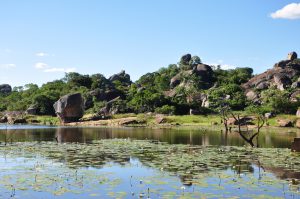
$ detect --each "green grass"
[24,112,300,129]
[267,114,298,126]
[165,115,220,126]
[110,113,221,126]
[25,115,59,125]
[111,113,137,119]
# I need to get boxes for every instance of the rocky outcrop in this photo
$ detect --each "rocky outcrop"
[170,70,193,88]
[97,96,121,118]
[244,52,300,90]
[180,54,192,65]
[185,92,210,108]
[53,93,84,123]
[13,118,27,124]
[155,114,166,124]
[290,90,300,102]
[89,88,123,102]
[118,118,140,125]
[264,112,275,119]
[1,111,26,124]
[273,74,291,91]
[186,92,205,103]
[170,52,215,89]
[0,84,12,95]
[277,119,293,127]
[273,60,291,68]
[170,74,182,88]
[169,61,214,103]
[0,116,7,123]
[194,64,214,82]
[202,97,210,108]
[287,52,297,61]
[245,90,259,104]
[84,94,94,110]
[242,52,300,103]
[243,68,298,91]
[26,104,38,115]
[226,117,254,126]
[256,81,269,90]
[291,81,300,89]
[109,70,131,86]
[274,52,299,69]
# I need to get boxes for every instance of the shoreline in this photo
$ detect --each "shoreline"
[1,113,300,132]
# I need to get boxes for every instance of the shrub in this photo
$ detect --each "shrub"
[155,105,176,115]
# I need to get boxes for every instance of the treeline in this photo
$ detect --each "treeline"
[1,54,299,116]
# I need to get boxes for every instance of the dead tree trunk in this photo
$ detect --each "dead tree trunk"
[231,113,265,147]
[220,107,230,132]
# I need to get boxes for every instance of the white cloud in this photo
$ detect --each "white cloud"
[271,3,300,19]
[0,64,16,69]
[35,52,49,57]
[43,67,76,73]
[35,62,48,69]
[34,62,76,73]
[220,64,236,70]
[208,60,236,70]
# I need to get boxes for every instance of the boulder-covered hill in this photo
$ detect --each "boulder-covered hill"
[1,52,300,119]
[242,52,300,104]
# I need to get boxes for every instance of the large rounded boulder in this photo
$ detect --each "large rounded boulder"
[109,70,131,86]
[53,93,84,123]
[180,54,192,65]
[273,73,291,91]
[287,52,297,61]
[195,64,214,82]
[0,84,12,95]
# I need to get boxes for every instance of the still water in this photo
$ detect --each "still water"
[0,125,299,148]
[0,125,299,198]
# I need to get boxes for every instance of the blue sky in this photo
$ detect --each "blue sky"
[0,0,300,87]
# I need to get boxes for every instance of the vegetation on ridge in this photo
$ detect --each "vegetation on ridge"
[1,53,300,118]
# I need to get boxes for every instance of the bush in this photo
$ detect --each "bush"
[260,89,300,114]
[155,105,176,115]
[208,84,246,110]
[245,105,273,115]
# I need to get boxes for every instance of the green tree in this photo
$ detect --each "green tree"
[64,72,92,89]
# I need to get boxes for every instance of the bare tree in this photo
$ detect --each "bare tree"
[219,105,265,147]
[231,113,265,147]
[219,105,230,132]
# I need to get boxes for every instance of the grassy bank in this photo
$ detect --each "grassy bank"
[111,114,221,126]
[25,115,60,126]
[19,113,300,130]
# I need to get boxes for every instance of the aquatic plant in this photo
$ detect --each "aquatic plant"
[0,139,299,198]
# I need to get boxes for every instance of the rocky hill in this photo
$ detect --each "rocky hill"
[1,52,300,119]
[242,52,300,104]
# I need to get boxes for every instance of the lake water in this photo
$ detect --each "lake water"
[1,125,300,148]
[0,125,299,198]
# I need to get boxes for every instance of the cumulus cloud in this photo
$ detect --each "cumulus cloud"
[271,3,300,19]
[208,60,236,70]
[35,52,49,57]
[35,62,48,69]
[220,64,236,70]
[44,67,76,73]
[34,62,76,73]
[0,64,16,69]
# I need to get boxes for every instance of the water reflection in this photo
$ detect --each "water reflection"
[0,135,299,198]
[0,126,299,148]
